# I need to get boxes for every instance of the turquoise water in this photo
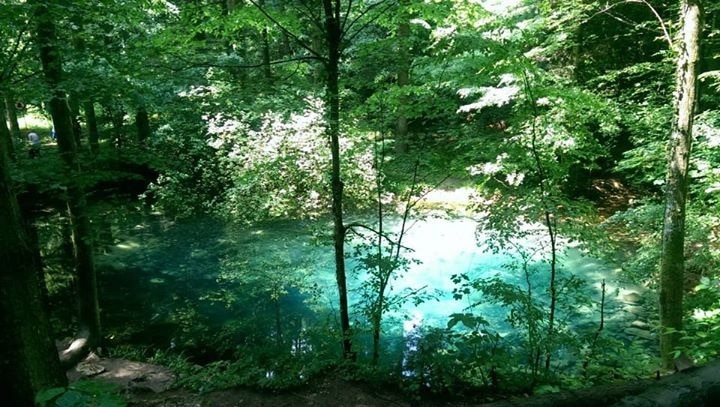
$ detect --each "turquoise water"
[94,204,630,362]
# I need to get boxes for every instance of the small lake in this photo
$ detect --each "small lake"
[88,202,651,364]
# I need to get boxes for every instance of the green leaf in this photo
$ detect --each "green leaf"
[447,313,485,329]
[55,390,87,407]
[35,387,66,404]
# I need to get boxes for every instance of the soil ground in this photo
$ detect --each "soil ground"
[69,354,498,406]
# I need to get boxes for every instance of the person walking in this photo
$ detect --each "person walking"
[27,131,41,158]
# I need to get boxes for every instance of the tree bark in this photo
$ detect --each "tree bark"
[34,0,102,359]
[84,100,100,154]
[323,0,353,360]
[395,0,411,154]
[1,101,15,161]
[4,91,22,141]
[68,93,82,148]
[135,106,151,144]
[260,0,272,82]
[106,103,125,149]
[659,0,702,369]
[0,96,66,406]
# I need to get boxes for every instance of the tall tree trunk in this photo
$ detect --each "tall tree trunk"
[395,1,410,154]
[68,93,82,148]
[659,0,703,369]
[107,104,125,149]
[1,102,15,161]
[4,91,22,141]
[260,0,272,82]
[34,0,101,361]
[323,0,353,360]
[84,100,99,154]
[261,27,272,81]
[0,98,66,405]
[135,106,151,144]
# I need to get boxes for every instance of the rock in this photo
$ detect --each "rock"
[622,291,643,304]
[630,320,649,329]
[674,353,695,372]
[625,305,645,316]
[76,361,106,377]
[624,327,655,340]
[68,357,175,393]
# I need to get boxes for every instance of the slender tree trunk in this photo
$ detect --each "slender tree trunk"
[372,138,385,365]
[274,297,283,347]
[395,1,411,154]
[34,0,101,360]
[323,0,353,360]
[135,106,151,144]
[4,91,22,141]
[260,0,272,82]
[0,99,66,405]
[262,28,272,81]
[1,102,15,161]
[68,93,82,148]
[659,0,703,369]
[521,69,559,374]
[108,105,125,149]
[84,101,99,154]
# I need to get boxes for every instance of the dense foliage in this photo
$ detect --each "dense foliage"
[3,0,720,404]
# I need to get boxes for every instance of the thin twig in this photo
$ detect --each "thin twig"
[584,0,672,49]
[407,174,452,209]
[344,221,411,250]
[248,0,326,62]
[171,54,319,70]
[341,0,394,48]
[395,161,420,261]
[582,279,606,375]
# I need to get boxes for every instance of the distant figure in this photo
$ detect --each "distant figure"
[73,117,82,139]
[51,126,56,141]
[27,131,41,158]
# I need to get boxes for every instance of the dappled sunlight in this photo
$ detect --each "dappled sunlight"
[115,241,142,250]
[419,186,475,206]
[692,308,720,320]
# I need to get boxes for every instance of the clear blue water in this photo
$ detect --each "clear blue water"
[95,205,630,363]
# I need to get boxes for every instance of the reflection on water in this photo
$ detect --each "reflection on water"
[401,312,423,377]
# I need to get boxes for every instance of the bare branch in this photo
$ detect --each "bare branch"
[584,0,672,49]
[408,174,452,209]
[341,0,393,46]
[168,54,319,71]
[248,0,326,62]
[1,24,30,82]
[386,285,428,308]
[289,1,325,33]
[340,0,354,35]
[394,160,419,261]
[344,221,411,251]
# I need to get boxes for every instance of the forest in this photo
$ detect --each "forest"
[2,0,720,406]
